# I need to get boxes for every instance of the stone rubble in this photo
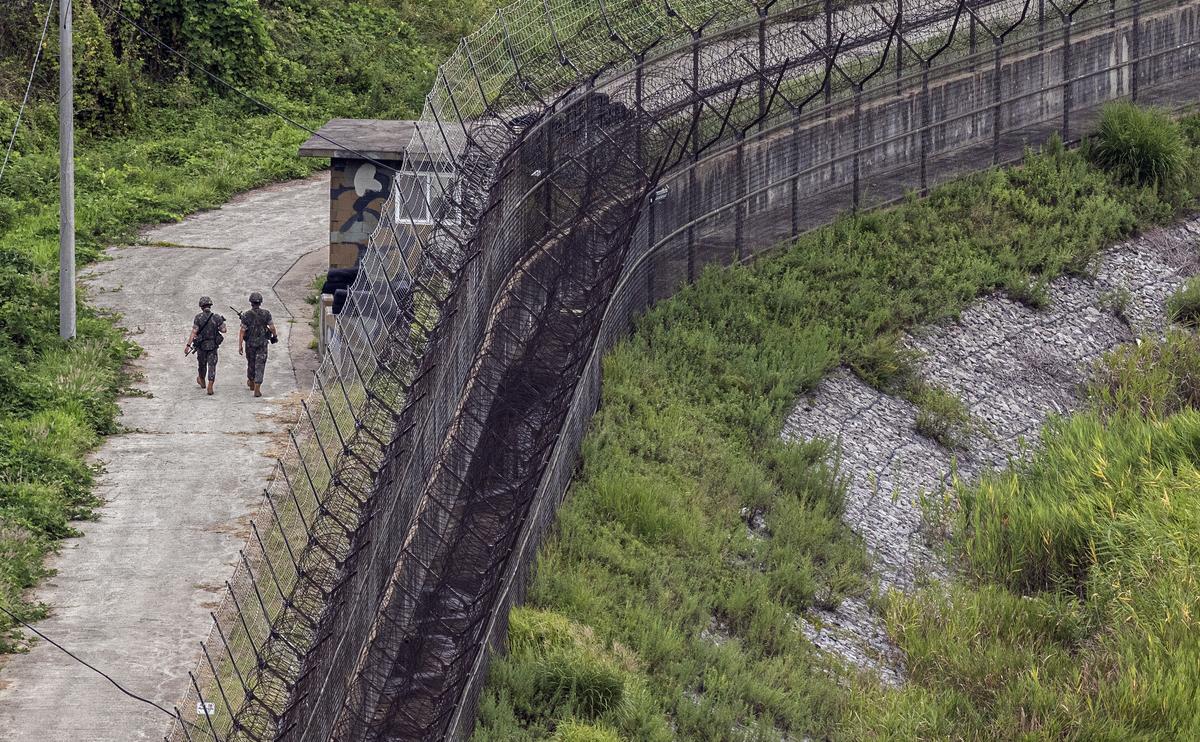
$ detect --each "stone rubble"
[782,216,1200,683]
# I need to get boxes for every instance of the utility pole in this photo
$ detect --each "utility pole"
[59,0,75,339]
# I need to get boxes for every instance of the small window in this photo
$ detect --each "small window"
[393,170,458,226]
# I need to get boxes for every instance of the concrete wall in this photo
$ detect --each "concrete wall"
[639,0,1200,303]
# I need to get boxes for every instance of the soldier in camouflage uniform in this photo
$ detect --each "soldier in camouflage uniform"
[185,296,227,395]
[239,291,277,398]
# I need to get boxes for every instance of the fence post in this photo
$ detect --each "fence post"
[735,135,746,261]
[634,52,645,153]
[920,60,930,195]
[992,36,1003,164]
[824,0,834,185]
[1038,0,1046,49]
[853,84,862,210]
[1130,0,1140,102]
[646,196,657,303]
[790,107,801,236]
[824,0,833,106]
[758,10,768,124]
[1061,14,1073,140]
[687,29,700,283]
[969,13,978,67]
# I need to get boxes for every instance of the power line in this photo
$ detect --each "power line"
[0,604,175,719]
[89,0,406,177]
[0,0,56,186]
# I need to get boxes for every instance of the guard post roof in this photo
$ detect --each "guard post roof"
[297,119,467,167]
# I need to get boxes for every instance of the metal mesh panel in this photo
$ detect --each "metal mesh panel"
[166,0,1200,740]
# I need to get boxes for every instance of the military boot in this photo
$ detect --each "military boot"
[207,380,215,396]
[253,383,262,398]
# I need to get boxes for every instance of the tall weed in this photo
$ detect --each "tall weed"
[1089,103,1192,191]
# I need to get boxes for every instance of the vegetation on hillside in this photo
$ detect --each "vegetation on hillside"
[845,331,1200,739]
[0,0,495,650]
[474,108,1200,739]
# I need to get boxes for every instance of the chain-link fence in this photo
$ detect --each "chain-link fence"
[167,0,1200,739]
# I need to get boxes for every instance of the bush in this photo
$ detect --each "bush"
[914,385,974,449]
[534,650,625,719]
[1088,329,1200,418]
[848,333,922,394]
[1181,114,1200,148]
[1089,103,1192,190]
[478,608,671,739]
[1167,276,1200,327]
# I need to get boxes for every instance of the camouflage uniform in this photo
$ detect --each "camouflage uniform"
[241,306,273,385]
[193,310,227,381]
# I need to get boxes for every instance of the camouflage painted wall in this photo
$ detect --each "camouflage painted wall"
[329,158,401,268]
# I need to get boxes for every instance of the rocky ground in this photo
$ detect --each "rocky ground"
[783,215,1200,684]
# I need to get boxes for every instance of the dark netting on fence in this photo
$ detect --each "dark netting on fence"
[167,0,1200,739]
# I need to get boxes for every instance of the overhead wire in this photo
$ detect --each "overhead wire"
[0,604,176,719]
[89,0,406,177]
[0,0,56,186]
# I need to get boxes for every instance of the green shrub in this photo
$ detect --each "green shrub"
[914,385,974,449]
[848,333,922,394]
[534,649,625,719]
[1098,286,1132,322]
[1088,329,1200,418]
[1089,103,1192,190]
[481,608,671,739]
[1167,276,1200,327]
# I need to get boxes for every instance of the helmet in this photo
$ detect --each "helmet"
[249,292,263,305]
[198,296,213,308]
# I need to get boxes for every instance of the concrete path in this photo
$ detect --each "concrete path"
[0,174,329,741]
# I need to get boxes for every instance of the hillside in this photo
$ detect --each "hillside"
[474,109,1200,740]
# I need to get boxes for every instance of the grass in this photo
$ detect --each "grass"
[474,114,1200,739]
[844,330,1200,739]
[306,272,327,350]
[846,335,976,448]
[1167,276,1200,328]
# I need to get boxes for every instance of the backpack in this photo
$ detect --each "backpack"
[243,307,271,346]
[197,312,224,352]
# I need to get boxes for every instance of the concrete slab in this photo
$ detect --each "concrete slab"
[0,173,330,742]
